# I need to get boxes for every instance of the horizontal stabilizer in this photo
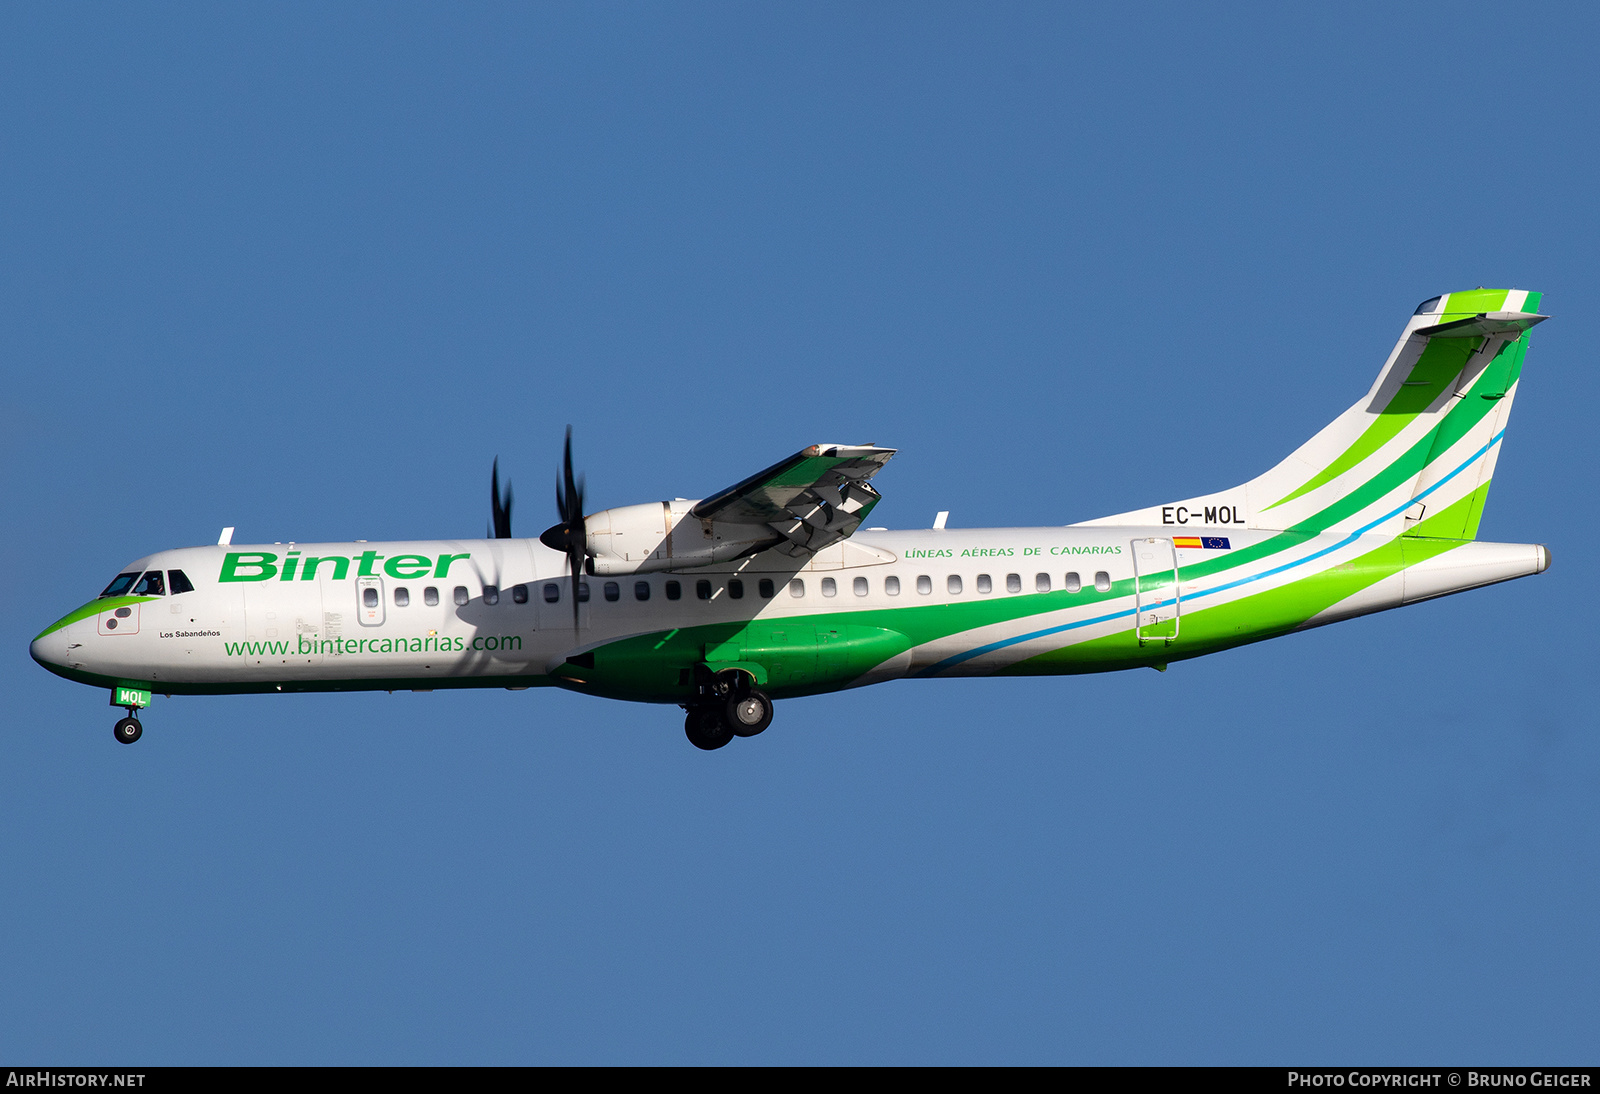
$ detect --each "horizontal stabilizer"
[1414,311,1547,339]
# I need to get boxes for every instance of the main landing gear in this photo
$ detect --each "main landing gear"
[682,669,775,751]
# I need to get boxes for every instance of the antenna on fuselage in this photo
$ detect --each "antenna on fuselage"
[218,527,235,546]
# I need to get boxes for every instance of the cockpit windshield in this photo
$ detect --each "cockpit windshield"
[132,571,166,596]
[99,572,141,598]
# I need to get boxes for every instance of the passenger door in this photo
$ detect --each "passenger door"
[1131,537,1181,644]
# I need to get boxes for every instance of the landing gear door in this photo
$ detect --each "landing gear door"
[357,577,385,626]
[1132,537,1180,645]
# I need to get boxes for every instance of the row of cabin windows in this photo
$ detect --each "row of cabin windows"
[106,567,1116,611]
[531,571,1115,603]
[99,570,196,598]
[379,579,774,608]
[538,578,771,603]
[803,571,1113,597]
[374,585,535,608]
[380,585,477,608]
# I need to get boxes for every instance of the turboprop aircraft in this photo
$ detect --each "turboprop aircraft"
[32,289,1552,750]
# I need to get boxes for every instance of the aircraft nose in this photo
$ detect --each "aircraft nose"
[30,626,71,669]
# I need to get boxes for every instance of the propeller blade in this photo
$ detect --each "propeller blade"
[538,427,588,632]
[562,429,585,630]
[489,457,513,539]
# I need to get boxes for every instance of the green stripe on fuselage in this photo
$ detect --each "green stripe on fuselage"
[1004,502,1476,676]
[34,597,156,641]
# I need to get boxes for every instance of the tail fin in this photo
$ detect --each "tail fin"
[1084,289,1546,540]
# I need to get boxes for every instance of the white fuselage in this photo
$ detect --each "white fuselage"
[31,525,1546,699]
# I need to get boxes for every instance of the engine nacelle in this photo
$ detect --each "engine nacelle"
[584,500,779,575]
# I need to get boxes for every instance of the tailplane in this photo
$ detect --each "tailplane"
[1083,289,1545,540]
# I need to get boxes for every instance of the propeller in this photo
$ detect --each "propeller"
[538,427,587,630]
[489,457,513,539]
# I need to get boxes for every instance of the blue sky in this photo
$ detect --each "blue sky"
[4,3,1597,1063]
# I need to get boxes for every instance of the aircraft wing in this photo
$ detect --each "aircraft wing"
[693,444,896,556]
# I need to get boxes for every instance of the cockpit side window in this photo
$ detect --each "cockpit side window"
[132,571,166,596]
[99,572,141,598]
[168,570,195,594]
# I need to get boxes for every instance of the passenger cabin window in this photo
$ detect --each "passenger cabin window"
[168,570,195,594]
[885,576,901,595]
[132,571,165,596]
[543,583,560,603]
[635,580,650,601]
[821,577,837,597]
[758,579,775,598]
[363,587,380,608]
[511,584,527,604]
[696,580,712,600]
[394,587,410,607]
[1065,572,1081,593]
[483,585,499,606]
[729,579,744,599]
[666,580,682,600]
[854,576,868,596]
[604,581,620,602]
[454,586,469,606]
[424,586,439,606]
[578,582,590,602]
[976,574,992,594]
[789,579,805,598]
[1035,573,1051,592]
[916,575,932,595]
[1094,571,1111,592]
[100,572,141,598]
[947,575,963,595]
[1006,573,1022,593]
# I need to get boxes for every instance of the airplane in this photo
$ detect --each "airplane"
[31,289,1552,750]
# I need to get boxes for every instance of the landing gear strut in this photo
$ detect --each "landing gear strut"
[114,715,143,744]
[682,668,775,749]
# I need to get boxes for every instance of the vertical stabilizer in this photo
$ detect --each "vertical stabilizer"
[1081,290,1545,541]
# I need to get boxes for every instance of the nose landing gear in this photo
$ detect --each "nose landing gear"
[110,686,152,744]
[682,668,775,750]
[114,715,143,744]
